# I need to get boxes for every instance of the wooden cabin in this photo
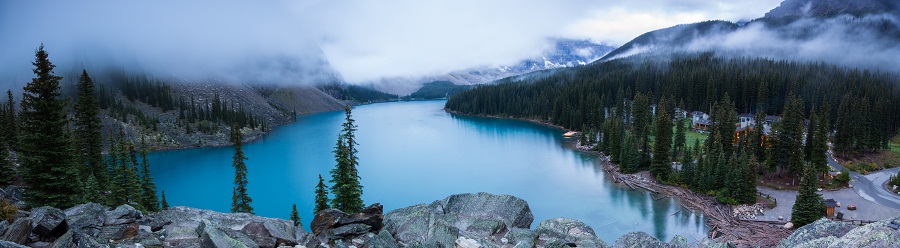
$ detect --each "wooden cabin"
[825,199,837,218]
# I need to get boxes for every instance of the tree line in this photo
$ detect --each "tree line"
[446,54,899,158]
[0,45,164,211]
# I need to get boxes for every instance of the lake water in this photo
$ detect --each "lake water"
[148,100,707,243]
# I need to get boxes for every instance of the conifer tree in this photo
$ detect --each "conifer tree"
[0,147,14,185]
[107,133,127,206]
[673,119,686,156]
[161,190,170,210]
[230,123,253,214]
[330,106,364,213]
[768,96,805,178]
[3,90,17,149]
[83,173,102,203]
[651,97,673,181]
[680,146,695,187]
[123,141,143,206]
[18,44,81,208]
[290,204,301,226]
[750,110,767,162]
[314,174,330,213]
[791,163,825,227]
[139,137,160,211]
[631,93,652,169]
[73,70,106,189]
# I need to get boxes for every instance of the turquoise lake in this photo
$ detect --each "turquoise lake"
[148,100,707,242]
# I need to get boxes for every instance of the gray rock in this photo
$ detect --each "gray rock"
[612,232,675,248]
[328,223,370,238]
[777,218,854,248]
[0,220,8,237]
[502,228,535,248]
[196,220,255,248]
[310,209,346,235]
[667,235,688,248]
[780,216,900,247]
[63,203,107,237]
[104,205,141,226]
[30,206,67,238]
[337,203,384,232]
[0,240,28,248]
[441,193,533,229]
[365,229,399,248]
[535,218,607,248]
[97,222,140,242]
[1,218,32,245]
[240,220,297,247]
[384,193,532,247]
[50,230,105,248]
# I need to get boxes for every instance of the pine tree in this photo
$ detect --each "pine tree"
[631,93,652,170]
[160,190,170,210]
[139,137,160,211]
[18,44,81,208]
[791,163,825,227]
[330,106,364,213]
[73,70,106,190]
[290,204,301,227]
[3,90,17,149]
[123,141,143,206]
[314,174,330,213]
[107,133,127,206]
[230,123,253,214]
[680,146,695,187]
[673,119,686,156]
[83,173,102,203]
[769,96,805,178]
[0,147,15,185]
[651,97,673,181]
[751,110,767,162]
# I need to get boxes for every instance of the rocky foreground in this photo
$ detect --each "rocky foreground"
[0,192,898,247]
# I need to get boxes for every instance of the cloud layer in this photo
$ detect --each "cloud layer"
[0,0,783,90]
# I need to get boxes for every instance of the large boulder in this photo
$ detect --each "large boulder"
[103,205,141,226]
[310,209,347,235]
[365,229,399,248]
[310,203,384,236]
[779,217,900,247]
[384,193,533,247]
[535,218,607,247]
[240,219,297,247]
[63,203,107,237]
[777,218,854,248]
[0,240,28,248]
[50,230,104,248]
[196,220,257,248]
[30,206,67,239]
[1,218,32,245]
[612,232,678,248]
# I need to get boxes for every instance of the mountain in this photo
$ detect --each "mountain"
[764,0,898,19]
[369,38,615,96]
[599,0,900,72]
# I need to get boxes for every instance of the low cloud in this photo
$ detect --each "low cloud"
[0,0,786,90]
[683,14,900,72]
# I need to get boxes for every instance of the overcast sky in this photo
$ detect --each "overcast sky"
[0,0,783,88]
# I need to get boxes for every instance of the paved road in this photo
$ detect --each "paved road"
[827,151,900,209]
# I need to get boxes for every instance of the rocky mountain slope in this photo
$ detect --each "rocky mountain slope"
[599,0,900,73]
[369,38,614,96]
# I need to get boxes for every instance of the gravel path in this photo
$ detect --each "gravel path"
[756,186,900,222]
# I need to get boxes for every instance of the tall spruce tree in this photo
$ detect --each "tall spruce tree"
[751,110,767,162]
[330,106,364,213]
[791,163,825,227]
[161,190,170,210]
[4,90,17,149]
[314,174,330,213]
[0,146,14,185]
[230,123,253,214]
[290,204,301,226]
[769,96,805,178]
[73,70,106,189]
[139,137,160,211]
[83,173,102,203]
[19,45,81,208]
[123,141,143,206]
[651,97,673,181]
[673,118,686,157]
[631,93,652,169]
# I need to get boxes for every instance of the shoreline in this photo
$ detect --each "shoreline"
[446,110,795,246]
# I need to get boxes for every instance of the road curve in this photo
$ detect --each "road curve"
[827,151,900,209]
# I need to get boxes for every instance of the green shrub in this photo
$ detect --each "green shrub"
[0,201,16,222]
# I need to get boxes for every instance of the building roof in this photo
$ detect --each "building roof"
[738,113,754,118]
[825,199,837,207]
[694,119,712,125]
[690,111,707,116]
[765,115,781,121]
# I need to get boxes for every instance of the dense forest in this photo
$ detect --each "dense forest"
[446,54,900,157]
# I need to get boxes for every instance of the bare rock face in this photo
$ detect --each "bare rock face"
[63,203,106,237]
[308,203,385,246]
[1,218,32,245]
[535,218,607,247]
[30,207,67,239]
[779,217,900,247]
[383,192,533,247]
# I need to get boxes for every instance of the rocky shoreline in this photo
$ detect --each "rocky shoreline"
[2,192,893,248]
